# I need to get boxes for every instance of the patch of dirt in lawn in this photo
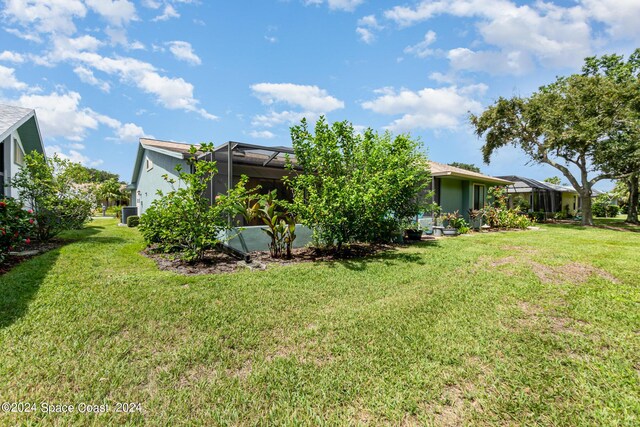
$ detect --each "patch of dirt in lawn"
[530,261,619,285]
[142,243,398,275]
[485,246,619,285]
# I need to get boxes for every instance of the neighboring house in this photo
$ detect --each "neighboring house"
[0,105,45,198]
[429,162,513,219]
[496,175,602,215]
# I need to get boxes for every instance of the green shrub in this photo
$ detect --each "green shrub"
[0,198,36,263]
[237,190,296,259]
[606,204,619,217]
[139,143,252,263]
[11,152,94,241]
[287,117,431,249]
[484,187,534,229]
[126,215,140,227]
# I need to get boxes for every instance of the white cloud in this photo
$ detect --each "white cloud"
[251,111,311,128]
[248,130,276,139]
[356,27,375,44]
[73,66,111,92]
[45,144,103,167]
[447,48,534,75]
[0,51,25,63]
[3,0,87,35]
[9,90,148,143]
[85,0,138,26]
[304,0,364,12]
[251,83,344,113]
[384,0,593,72]
[166,41,201,65]
[356,14,382,44]
[582,0,640,39]
[141,0,161,8]
[404,30,437,58]
[0,65,27,90]
[152,4,179,21]
[361,84,487,132]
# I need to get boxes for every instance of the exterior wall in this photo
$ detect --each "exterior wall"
[4,131,25,199]
[562,192,578,214]
[134,149,189,214]
[439,177,464,215]
[1,136,9,197]
[225,224,314,253]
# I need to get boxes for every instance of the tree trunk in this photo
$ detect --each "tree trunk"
[580,191,594,226]
[580,166,594,226]
[626,174,639,224]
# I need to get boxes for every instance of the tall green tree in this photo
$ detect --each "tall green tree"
[471,61,631,226]
[287,117,430,249]
[543,176,562,186]
[583,51,640,224]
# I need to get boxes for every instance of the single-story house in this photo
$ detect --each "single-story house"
[495,175,602,216]
[129,139,512,249]
[0,104,45,198]
[429,162,513,219]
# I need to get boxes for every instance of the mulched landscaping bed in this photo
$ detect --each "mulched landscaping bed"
[142,243,403,276]
[0,240,64,275]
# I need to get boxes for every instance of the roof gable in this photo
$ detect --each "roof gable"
[0,104,45,155]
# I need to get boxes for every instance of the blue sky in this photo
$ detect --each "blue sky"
[1,0,639,189]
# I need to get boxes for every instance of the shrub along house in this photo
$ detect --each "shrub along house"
[0,104,45,198]
[128,139,512,248]
[128,138,313,253]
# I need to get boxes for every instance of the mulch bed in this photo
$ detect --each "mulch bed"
[142,243,402,276]
[0,240,64,275]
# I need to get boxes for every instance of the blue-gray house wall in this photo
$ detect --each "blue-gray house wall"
[132,149,189,215]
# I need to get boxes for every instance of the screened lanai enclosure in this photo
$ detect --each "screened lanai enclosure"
[199,142,313,252]
[200,142,296,221]
[496,175,581,216]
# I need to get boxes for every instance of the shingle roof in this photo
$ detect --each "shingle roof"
[139,138,194,155]
[429,161,513,184]
[0,104,34,140]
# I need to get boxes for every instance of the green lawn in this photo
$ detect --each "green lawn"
[1,220,638,426]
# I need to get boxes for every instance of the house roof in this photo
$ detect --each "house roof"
[0,104,45,155]
[429,161,513,185]
[496,175,606,196]
[139,138,196,157]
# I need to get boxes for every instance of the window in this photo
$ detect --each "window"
[473,184,485,210]
[14,138,24,166]
[145,157,153,171]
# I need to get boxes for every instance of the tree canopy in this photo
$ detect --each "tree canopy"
[470,51,640,225]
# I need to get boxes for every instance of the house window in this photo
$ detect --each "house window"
[14,138,24,166]
[146,157,153,171]
[473,184,485,210]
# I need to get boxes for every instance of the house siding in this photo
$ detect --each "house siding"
[4,131,25,199]
[134,149,189,214]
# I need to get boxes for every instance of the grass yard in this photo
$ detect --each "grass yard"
[1,219,638,426]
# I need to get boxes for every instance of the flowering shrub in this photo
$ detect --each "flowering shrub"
[482,186,533,229]
[0,198,36,264]
[11,152,94,241]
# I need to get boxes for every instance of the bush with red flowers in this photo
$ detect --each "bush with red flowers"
[0,198,36,264]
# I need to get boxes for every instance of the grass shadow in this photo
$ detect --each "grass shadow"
[0,225,109,329]
[0,248,61,329]
[329,247,429,272]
